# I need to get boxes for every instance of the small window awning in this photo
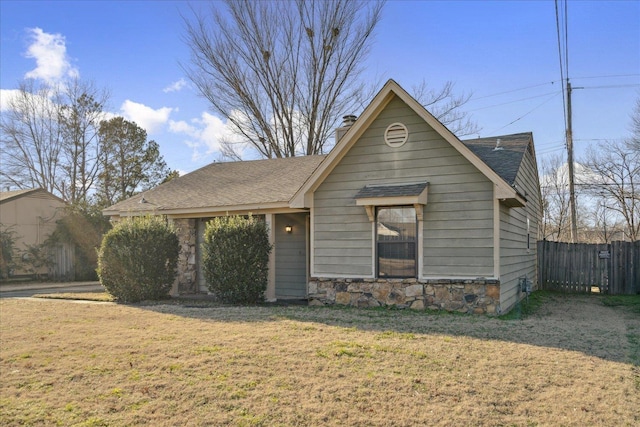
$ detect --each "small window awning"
[355,182,429,221]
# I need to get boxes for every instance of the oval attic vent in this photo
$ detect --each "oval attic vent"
[384,122,408,148]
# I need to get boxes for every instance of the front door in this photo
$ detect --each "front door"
[275,213,308,299]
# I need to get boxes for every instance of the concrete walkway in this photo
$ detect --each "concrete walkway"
[0,281,103,298]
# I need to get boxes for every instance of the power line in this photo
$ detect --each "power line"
[537,147,566,156]
[555,0,578,243]
[485,92,561,134]
[468,81,559,101]
[581,84,640,90]
[466,74,639,105]
[573,73,640,80]
[555,0,568,133]
[563,0,569,82]
[468,90,561,112]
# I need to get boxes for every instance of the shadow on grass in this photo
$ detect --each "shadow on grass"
[34,288,639,366]
[34,292,115,302]
[110,290,638,366]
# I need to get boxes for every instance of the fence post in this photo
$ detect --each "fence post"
[630,241,638,294]
[538,240,544,290]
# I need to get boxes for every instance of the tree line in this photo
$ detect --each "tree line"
[0,78,173,209]
[540,98,639,243]
[0,78,175,280]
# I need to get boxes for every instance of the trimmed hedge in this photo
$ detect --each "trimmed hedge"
[97,216,179,303]
[202,215,272,304]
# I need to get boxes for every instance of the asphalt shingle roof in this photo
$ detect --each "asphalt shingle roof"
[355,182,428,199]
[462,132,532,186]
[105,133,532,215]
[105,155,326,214]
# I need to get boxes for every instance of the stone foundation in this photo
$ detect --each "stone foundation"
[172,218,198,294]
[308,278,501,315]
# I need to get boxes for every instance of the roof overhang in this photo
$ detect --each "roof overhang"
[0,188,67,205]
[495,185,526,208]
[103,201,308,219]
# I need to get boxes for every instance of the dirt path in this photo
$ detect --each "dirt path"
[521,293,639,363]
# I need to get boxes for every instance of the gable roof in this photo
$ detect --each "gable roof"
[0,188,65,205]
[103,155,325,216]
[290,79,525,208]
[104,80,534,218]
[462,132,533,187]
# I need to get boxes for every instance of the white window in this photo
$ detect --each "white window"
[376,206,417,278]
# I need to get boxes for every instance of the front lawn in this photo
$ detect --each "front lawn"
[1,294,638,426]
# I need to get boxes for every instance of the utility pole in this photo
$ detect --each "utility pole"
[566,80,578,243]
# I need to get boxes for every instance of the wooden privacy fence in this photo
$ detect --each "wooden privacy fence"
[538,240,640,295]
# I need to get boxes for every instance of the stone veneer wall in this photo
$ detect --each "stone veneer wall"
[308,278,501,315]
[172,218,197,294]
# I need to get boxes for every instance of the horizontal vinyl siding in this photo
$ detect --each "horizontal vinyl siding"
[313,96,494,278]
[275,213,308,298]
[499,147,541,311]
[422,173,493,277]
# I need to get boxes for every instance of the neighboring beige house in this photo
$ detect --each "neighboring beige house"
[104,80,542,314]
[0,188,70,278]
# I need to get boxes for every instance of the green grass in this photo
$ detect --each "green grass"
[498,290,549,320]
[601,294,640,314]
[600,294,640,367]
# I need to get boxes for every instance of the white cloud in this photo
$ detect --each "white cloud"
[120,100,173,134]
[197,112,232,153]
[168,119,198,137]
[0,89,22,111]
[24,28,79,84]
[169,112,242,161]
[0,89,61,116]
[163,78,188,93]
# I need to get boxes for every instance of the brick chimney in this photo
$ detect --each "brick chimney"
[335,115,357,144]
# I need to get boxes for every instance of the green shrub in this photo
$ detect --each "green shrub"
[0,224,19,280]
[97,216,179,303]
[202,215,272,304]
[21,243,53,280]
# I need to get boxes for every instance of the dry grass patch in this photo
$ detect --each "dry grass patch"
[1,293,639,426]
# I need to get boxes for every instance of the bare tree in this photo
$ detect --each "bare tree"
[0,80,64,195]
[0,79,110,203]
[588,196,625,243]
[411,80,480,137]
[581,140,639,241]
[58,79,110,204]
[540,153,572,240]
[630,95,640,151]
[183,0,384,159]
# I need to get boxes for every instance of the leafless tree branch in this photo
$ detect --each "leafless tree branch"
[411,79,480,137]
[183,0,384,159]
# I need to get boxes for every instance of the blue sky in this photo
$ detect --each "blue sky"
[1,1,638,175]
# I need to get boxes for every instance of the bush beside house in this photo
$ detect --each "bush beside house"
[202,216,272,304]
[97,216,179,303]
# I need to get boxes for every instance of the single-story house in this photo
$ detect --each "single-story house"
[0,188,72,279]
[104,80,541,314]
